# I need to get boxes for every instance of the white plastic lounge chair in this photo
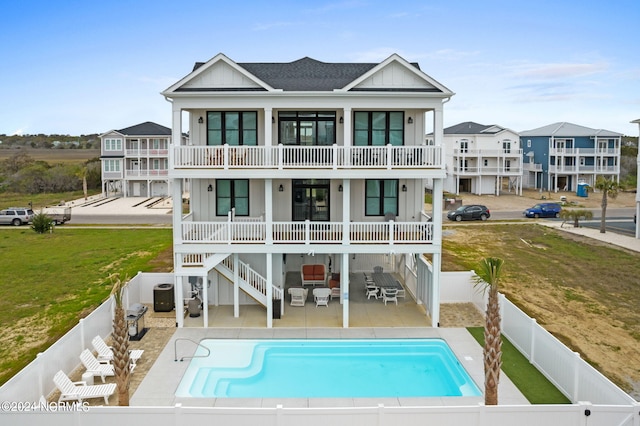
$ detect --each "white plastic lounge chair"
[80,349,114,383]
[313,287,331,307]
[366,284,379,300]
[287,287,308,306]
[53,370,116,405]
[91,335,144,368]
[382,287,398,305]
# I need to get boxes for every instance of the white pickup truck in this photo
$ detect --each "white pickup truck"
[42,206,72,225]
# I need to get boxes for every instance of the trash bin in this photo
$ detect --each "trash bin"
[576,183,589,197]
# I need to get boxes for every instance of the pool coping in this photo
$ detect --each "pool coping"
[131,327,529,407]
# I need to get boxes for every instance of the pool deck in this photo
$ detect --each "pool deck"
[130,326,529,407]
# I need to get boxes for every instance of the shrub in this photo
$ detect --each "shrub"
[31,211,53,234]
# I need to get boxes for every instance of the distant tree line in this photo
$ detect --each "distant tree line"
[0,134,99,149]
[0,152,101,194]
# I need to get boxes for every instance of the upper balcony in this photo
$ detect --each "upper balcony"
[172,144,442,171]
[453,148,523,158]
[125,148,169,157]
[549,147,619,156]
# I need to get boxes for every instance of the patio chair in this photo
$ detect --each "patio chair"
[381,287,398,305]
[91,335,144,368]
[366,284,379,300]
[80,349,114,383]
[53,370,116,405]
[288,287,308,306]
[373,265,384,273]
[313,287,331,307]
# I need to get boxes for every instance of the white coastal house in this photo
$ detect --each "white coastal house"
[439,121,522,196]
[99,122,175,197]
[161,53,454,328]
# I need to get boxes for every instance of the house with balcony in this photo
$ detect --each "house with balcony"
[99,121,173,197]
[161,53,453,328]
[441,121,522,195]
[520,122,622,192]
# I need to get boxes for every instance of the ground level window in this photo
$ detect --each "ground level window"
[365,179,398,216]
[216,179,249,216]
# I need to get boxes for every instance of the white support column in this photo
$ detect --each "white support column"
[266,253,273,328]
[264,108,273,146]
[233,254,239,318]
[202,274,208,327]
[431,142,445,328]
[174,274,184,327]
[265,179,273,244]
[342,108,352,147]
[342,252,349,328]
[342,179,351,245]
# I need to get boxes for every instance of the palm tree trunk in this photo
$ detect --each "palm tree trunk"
[600,190,608,233]
[112,302,130,406]
[484,286,502,405]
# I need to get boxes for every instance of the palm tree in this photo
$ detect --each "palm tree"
[110,274,131,406]
[594,177,623,234]
[559,209,594,228]
[473,257,504,406]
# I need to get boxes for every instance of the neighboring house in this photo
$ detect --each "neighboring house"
[441,121,522,196]
[633,118,640,239]
[99,122,174,197]
[161,53,454,328]
[520,122,622,192]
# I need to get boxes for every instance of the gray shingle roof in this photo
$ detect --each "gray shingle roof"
[444,122,500,135]
[193,57,423,91]
[117,122,172,136]
[520,122,622,137]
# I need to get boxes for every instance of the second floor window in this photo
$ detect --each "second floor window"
[103,159,120,172]
[207,112,257,146]
[503,140,511,153]
[354,112,404,146]
[104,138,122,151]
[216,179,249,216]
[459,139,469,153]
[365,179,398,216]
[279,112,335,146]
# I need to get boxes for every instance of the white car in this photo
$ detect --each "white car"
[0,207,34,226]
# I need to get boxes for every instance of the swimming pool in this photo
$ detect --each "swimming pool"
[175,339,481,398]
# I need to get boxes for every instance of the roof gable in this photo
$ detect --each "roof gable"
[163,53,275,94]
[343,54,451,94]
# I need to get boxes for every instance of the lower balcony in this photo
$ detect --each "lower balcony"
[180,220,433,245]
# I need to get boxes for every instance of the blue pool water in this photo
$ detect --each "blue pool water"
[175,339,481,398]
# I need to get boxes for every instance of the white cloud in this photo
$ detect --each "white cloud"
[510,62,609,79]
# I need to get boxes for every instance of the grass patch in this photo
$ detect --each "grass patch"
[0,190,101,211]
[467,327,571,404]
[0,228,172,385]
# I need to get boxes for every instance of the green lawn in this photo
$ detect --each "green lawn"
[0,228,172,384]
[467,327,571,404]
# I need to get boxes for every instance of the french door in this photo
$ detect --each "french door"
[292,179,329,221]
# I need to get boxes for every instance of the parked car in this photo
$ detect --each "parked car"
[523,203,562,219]
[447,205,490,221]
[0,207,35,226]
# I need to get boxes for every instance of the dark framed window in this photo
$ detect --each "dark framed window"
[278,112,335,146]
[216,179,249,216]
[365,179,398,216]
[207,111,257,146]
[354,112,404,146]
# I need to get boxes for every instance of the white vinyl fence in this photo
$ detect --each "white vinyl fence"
[0,271,638,426]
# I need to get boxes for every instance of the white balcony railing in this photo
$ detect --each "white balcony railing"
[172,144,442,170]
[548,165,619,173]
[548,148,618,156]
[181,220,433,245]
[125,169,169,177]
[453,149,523,157]
[452,166,523,174]
[125,149,169,157]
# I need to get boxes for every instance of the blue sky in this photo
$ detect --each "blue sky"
[1,0,638,136]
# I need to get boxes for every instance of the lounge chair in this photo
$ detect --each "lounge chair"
[53,370,116,405]
[381,287,398,305]
[80,349,114,383]
[313,287,331,307]
[288,287,308,306]
[91,335,144,368]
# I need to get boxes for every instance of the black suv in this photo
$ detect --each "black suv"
[447,205,491,221]
[0,207,35,226]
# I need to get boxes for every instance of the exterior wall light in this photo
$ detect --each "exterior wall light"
[278,184,284,192]
[198,117,204,124]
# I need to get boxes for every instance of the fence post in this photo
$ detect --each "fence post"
[573,351,582,403]
[529,318,537,363]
